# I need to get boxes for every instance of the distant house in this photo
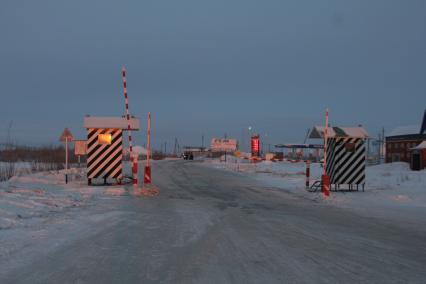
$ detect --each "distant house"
[386,109,426,164]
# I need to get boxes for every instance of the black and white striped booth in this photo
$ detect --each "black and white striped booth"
[84,116,140,185]
[310,126,369,191]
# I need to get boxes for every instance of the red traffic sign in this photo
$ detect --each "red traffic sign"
[60,128,74,142]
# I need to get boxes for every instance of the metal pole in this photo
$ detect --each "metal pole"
[65,137,68,184]
[144,112,152,184]
[65,137,68,171]
[322,109,330,197]
[147,112,151,166]
[382,127,385,163]
[323,109,328,175]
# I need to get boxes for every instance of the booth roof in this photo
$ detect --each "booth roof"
[411,141,426,150]
[309,126,369,139]
[84,116,140,130]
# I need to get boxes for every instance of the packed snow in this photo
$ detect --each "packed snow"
[203,157,426,227]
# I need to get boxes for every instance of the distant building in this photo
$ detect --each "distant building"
[386,109,426,163]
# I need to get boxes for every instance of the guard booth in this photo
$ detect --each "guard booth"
[309,126,369,191]
[84,116,140,185]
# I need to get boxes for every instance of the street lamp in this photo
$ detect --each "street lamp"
[248,126,252,152]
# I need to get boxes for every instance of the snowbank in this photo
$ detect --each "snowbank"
[0,168,127,230]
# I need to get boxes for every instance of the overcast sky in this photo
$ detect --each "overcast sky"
[1,0,425,151]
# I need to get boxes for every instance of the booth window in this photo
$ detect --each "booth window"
[345,143,355,153]
[98,134,112,145]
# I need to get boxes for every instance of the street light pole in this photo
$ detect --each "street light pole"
[248,126,252,153]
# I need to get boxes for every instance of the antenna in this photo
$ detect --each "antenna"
[303,128,310,144]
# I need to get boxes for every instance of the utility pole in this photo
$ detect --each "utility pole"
[174,137,179,156]
[382,127,385,163]
[6,120,13,150]
[164,141,167,155]
[240,129,244,151]
[377,132,381,162]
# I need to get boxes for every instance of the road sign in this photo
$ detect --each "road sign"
[59,128,74,182]
[74,140,87,155]
[211,138,238,152]
[60,128,74,142]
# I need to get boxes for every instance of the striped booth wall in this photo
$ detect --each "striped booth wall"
[326,137,366,185]
[87,128,123,180]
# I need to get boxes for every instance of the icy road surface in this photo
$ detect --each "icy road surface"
[1,160,426,283]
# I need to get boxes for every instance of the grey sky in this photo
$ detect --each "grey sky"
[1,0,425,150]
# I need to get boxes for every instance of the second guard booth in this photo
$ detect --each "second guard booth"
[84,116,140,185]
[309,126,369,191]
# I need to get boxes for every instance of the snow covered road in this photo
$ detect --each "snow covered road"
[1,160,426,283]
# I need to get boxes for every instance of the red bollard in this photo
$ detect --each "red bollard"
[132,159,138,185]
[144,166,151,184]
[305,160,310,189]
[322,174,330,197]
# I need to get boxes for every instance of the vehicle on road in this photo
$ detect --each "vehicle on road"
[182,151,194,160]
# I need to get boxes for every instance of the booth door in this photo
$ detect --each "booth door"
[411,153,421,171]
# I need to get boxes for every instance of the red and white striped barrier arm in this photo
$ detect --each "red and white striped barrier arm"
[305,160,310,189]
[122,66,138,185]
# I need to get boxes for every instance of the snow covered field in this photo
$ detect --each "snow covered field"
[203,158,426,227]
[0,168,127,230]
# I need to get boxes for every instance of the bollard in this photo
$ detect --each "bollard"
[305,160,310,189]
[132,159,138,185]
[322,174,330,197]
[144,166,151,184]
